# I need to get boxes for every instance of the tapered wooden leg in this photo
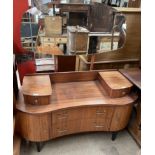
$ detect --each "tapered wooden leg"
[36,142,42,152]
[111,132,118,141]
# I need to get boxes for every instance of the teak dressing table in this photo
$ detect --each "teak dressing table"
[16,70,137,152]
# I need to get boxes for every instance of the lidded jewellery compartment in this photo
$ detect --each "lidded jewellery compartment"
[22,75,52,105]
[98,71,133,98]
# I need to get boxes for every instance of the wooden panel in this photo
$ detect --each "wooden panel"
[78,55,140,71]
[110,105,133,131]
[52,120,81,138]
[98,71,133,98]
[16,112,51,142]
[45,16,62,36]
[119,68,141,89]
[80,118,110,132]
[83,106,114,119]
[50,71,98,83]
[56,55,76,72]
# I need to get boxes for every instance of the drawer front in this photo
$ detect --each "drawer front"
[40,37,55,43]
[110,88,131,98]
[80,118,110,131]
[83,106,114,119]
[55,37,67,44]
[24,95,50,105]
[42,42,55,47]
[52,120,81,138]
[52,108,82,124]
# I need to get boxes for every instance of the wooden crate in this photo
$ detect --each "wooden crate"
[67,26,89,54]
[45,16,62,36]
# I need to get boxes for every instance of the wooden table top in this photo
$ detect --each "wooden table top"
[17,80,137,114]
[22,75,52,96]
[119,68,141,89]
[36,45,64,55]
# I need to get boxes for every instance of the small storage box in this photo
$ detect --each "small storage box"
[98,71,133,98]
[67,26,89,54]
[22,75,52,105]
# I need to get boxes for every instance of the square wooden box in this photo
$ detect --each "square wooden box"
[22,75,52,105]
[98,71,133,98]
[67,26,89,53]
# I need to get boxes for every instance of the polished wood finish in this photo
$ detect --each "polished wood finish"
[98,71,133,98]
[16,71,137,143]
[22,75,52,105]
[119,68,141,89]
[110,105,133,131]
[22,75,52,96]
[16,112,52,142]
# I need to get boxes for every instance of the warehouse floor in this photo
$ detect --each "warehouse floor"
[20,130,140,155]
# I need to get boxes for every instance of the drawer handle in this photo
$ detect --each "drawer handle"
[95,125,104,128]
[58,130,68,133]
[122,91,126,95]
[96,112,106,115]
[58,116,68,119]
[34,99,38,105]
[48,38,50,41]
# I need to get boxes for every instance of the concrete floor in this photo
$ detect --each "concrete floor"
[21,130,140,155]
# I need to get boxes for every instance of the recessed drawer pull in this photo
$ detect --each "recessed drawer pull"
[58,130,67,133]
[95,125,104,128]
[34,99,38,104]
[96,112,106,115]
[58,116,68,119]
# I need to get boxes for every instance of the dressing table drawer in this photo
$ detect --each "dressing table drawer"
[52,108,82,124]
[23,95,51,105]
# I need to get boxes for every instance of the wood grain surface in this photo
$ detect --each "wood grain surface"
[22,75,52,96]
[16,71,138,142]
[17,71,137,114]
[119,68,141,89]
[98,71,133,98]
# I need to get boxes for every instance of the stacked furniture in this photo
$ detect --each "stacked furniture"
[16,70,137,152]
